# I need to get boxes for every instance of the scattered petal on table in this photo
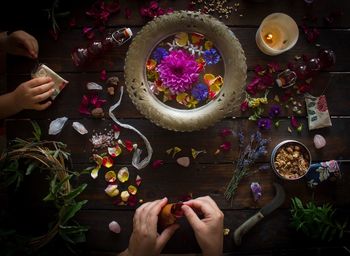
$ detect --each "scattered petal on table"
[124,140,134,152]
[105,170,117,183]
[152,159,164,169]
[220,128,232,137]
[191,148,206,159]
[117,167,129,183]
[128,185,138,195]
[219,142,232,151]
[105,184,119,197]
[102,156,113,168]
[172,147,182,158]
[93,154,103,166]
[121,191,130,202]
[136,175,142,186]
[91,165,101,179]
[100,69,107,81]
[108,145,122,158]
[86,82,103,90]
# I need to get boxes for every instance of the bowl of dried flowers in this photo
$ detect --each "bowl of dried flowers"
[125,11,246,131]
[271,140,311,180]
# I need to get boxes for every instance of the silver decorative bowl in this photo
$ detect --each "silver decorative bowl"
[271,140,312,180]
[124,11,247,132]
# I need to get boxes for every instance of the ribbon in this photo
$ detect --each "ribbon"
[109,86,153,170]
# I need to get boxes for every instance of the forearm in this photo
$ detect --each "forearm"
[0,92,23,119]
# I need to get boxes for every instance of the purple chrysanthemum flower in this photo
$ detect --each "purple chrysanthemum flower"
[269,105,281,118]
[257,118,272,130]
[203,48,220,65]
[152,47,168,62]
[250,182,262,201]
[191,83,208,101]
[157,50,200,94]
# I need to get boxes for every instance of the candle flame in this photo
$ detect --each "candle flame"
[265,33,273,43]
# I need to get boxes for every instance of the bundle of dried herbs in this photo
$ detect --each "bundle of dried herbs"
[224,131,269,202]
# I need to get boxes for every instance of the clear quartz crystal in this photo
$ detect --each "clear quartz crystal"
[49,117,68,135]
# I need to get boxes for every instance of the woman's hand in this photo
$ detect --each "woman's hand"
[0,30,38,59]
[182,196,224,256]
[120,198,179,256]
[12,77,54,111]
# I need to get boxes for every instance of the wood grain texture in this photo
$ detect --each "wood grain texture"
[2,0,350,253]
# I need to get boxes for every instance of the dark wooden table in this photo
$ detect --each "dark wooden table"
[3,0,350,255]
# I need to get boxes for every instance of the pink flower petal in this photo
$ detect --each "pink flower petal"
[291,116,299,128]
[79,95,91,115]
[220,142,232,151]
[124,140,134,152]
[152,159,164,169]
[125,7,132,19]
[100,69,107,81]
[220,128,232,137]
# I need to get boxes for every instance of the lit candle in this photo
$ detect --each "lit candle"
[256,13,299,56]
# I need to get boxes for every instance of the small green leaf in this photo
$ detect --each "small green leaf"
[59,200,88,225]
[63,183,87,202]
[25,162,38,175]
[31,121,41,141]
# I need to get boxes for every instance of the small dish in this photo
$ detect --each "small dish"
[271,140,311,180]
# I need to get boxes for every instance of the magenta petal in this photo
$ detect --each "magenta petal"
[125,7,132,19]
[291,116,299,128]
[220,128,232,137]
[152,160,164,169]
[220,142,232,151]
[100,69,107,81]
[79,95,91,115]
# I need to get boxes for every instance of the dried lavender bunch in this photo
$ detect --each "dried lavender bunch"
[224,131,269,202]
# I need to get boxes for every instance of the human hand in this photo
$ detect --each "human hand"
[121,198,179,256]
[0,30,38,59]
[12,77,54,111]
[182,196,224,256]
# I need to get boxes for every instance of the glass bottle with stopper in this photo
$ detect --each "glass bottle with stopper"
[72,27,133,67]
[288,49,336,80]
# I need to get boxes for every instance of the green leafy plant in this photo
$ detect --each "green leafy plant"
[290,197,348,241]
[0,121,88,253]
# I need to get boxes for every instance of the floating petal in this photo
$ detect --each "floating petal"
[109,221,121,234]
[105,184,119,197]
[204,74,215,86]
[72,122,88,135]
[105,170,117,183]
[175,32,188,47]
[128,185,138,195]
[117,167,129,183]
[121,191,130,202]
[146,59,157,71]
[102,156,113,168]
[204,40,213,50]
[136,175,142,186]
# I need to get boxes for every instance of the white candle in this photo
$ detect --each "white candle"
[256,13,299,56]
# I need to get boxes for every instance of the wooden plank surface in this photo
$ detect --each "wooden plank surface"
[2,0,350,254]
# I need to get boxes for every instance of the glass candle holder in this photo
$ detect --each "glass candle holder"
[256,13,299,56]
